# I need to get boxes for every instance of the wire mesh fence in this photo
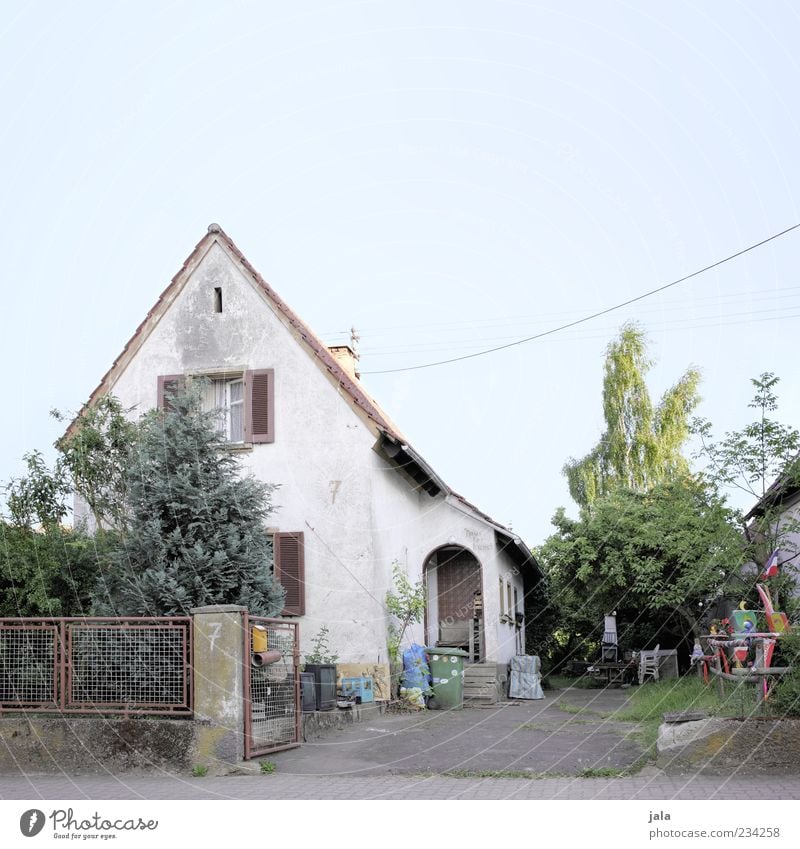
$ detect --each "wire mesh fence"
[0,618,192,715]
[244,615,300,758]
[0,622,59,708]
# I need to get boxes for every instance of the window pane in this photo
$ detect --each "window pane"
[229,380,243,404]
[207,379,226,438]
[230,402,243,442]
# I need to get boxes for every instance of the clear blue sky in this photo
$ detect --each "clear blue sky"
[2,1,799,545]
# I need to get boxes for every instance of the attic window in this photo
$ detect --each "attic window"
[214,287,223,313]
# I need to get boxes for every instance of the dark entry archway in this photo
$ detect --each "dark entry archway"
[423,546,484,663]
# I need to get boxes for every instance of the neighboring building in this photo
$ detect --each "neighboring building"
[76,224,541,688]
[743,455,800,604]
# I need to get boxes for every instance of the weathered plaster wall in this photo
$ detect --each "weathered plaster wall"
[0,716,200,774]
[366,462,526,666]
[103,238,528,665]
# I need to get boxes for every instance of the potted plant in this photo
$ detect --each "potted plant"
[304,627,339,711]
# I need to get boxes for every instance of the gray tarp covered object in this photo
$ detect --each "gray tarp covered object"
[508,655,544,700]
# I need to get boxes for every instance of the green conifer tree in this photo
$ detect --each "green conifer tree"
[93,383,284,616]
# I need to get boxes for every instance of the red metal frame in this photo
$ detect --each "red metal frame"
[242,613,301,760]
[0,617,192,716]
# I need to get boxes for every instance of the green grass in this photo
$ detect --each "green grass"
[578,766,625,778]
[191,765,208,777]
[442,768,544,779]
[259,760,276,774]
[554,700,591,715]
[442,766,632,780]
[555,700,614,718]
[614,676,761,723]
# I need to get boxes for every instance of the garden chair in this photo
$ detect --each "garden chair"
[638,644,660,684]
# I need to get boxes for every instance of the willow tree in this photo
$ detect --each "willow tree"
[564,323,700,508]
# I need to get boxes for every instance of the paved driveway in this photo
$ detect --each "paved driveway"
[266,686,646,777]
[2,688,800,799]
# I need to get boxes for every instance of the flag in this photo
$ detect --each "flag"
[759,550,779,580]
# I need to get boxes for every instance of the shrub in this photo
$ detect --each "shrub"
[770,633,800,717]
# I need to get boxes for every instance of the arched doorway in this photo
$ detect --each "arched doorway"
[424,546,484,663]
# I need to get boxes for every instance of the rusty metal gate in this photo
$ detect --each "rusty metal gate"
[243,614,301,759]
[0,617,192,715]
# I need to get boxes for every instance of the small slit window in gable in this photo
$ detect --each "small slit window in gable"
[213,287,223,313]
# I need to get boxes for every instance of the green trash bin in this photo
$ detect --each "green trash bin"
[426,647,468,710]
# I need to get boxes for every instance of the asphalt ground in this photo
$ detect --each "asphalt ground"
[264,685,646,778]
[2,687,799,800]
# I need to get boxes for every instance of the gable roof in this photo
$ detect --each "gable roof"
[744,452,800,521]
[79,224,405,442]
[80,224,539,574]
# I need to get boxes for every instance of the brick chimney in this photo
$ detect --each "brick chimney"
[328,345,360,380]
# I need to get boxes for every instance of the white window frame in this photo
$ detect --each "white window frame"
[199,372,245,445]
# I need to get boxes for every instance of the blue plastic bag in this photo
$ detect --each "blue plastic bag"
[401,644,432,693]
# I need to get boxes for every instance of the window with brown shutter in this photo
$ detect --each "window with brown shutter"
[157,369,275,445]
[157,374,185,411]
[274,531,305,616]
[245,368,275,443]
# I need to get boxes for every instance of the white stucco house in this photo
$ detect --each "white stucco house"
[77,224,542,693]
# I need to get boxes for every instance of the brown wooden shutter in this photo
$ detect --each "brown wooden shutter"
[157,374,185,411]
[244,368,275,443]
[274,531,305,616]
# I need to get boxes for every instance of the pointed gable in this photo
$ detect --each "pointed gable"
[72,224,537,573]
[73,224,403,442]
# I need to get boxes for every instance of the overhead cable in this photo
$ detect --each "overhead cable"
[361,223,800,375]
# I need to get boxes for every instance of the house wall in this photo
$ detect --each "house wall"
[751,494,800,604]
[99,239,527,665]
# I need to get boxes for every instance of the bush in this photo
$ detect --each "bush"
[770,633,800,718]
[0,522,106,616]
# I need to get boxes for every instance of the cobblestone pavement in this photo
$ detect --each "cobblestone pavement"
[1,770,800,800]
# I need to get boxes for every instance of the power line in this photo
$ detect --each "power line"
[360,223,800,375]
[322,282,800,339]
[360,304,800,357]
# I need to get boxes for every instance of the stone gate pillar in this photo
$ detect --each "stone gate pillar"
[190,605,246,768]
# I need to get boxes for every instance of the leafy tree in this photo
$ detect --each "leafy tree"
[5,450,70,530]
[564,323,700,508]
[92,382,284,616]
[523,570,559,661]
[538,478,745,663]
[52,396,137,529]
[6,397,136,533]
[3,447,107,618]
[0,522,110,616]
[385,561,426,663]
[694,372,800,502]
[693,372,800,599]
